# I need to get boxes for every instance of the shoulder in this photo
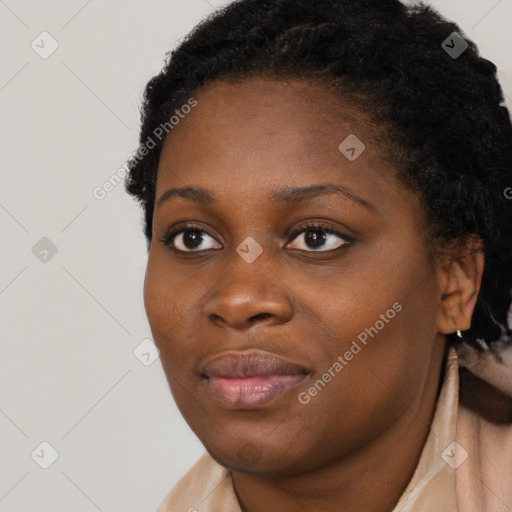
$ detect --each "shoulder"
[456,339,512,422]
[156,451,240,512]
[456,360,512,510]
[450,343,512,510]
[457,339,512,419]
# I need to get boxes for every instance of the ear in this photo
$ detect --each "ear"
[436,235,485,335]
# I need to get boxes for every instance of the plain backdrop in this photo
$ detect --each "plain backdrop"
[1,0,511,511]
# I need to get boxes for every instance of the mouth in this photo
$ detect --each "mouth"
[200,351,309,409]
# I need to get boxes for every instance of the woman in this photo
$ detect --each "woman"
[124,0,512,510]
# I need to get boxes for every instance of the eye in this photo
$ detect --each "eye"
[286,223,352,252]
[160,224,222,252]
[160,222,353,253]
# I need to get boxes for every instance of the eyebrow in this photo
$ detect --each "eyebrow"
[156,183,375,212]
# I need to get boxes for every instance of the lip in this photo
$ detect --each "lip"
[200,351,309,409]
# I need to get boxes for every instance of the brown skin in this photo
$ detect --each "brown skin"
[144,78,484,512]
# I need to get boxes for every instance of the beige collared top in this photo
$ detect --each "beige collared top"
[156,345,512,511]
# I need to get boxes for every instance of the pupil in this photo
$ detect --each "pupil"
[184,229,202,249]
[306,229,326,248]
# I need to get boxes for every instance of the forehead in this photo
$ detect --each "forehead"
[155,77,405,209]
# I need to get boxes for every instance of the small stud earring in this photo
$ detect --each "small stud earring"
[456,329,463,338]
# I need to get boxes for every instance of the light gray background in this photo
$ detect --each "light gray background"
[1,1,511,511]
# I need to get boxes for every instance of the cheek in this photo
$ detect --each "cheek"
[142,261,199,408]
[290,315,427,464]
[142,256,193,357]
[142,254,218,376]
[333,292,432,382]
[143,266,177,334]
[304,272,435,418]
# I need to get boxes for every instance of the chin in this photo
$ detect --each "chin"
[203,436,317,476]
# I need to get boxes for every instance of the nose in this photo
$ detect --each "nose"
[203,256,293,330]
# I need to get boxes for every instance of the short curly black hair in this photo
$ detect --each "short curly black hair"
[124,0,512,351]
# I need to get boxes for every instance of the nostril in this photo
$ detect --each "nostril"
[209,313,224,326]
[250,313,272,322]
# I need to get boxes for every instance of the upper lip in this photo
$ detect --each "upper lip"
[201,351,309,379]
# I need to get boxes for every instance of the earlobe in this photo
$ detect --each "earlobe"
[435,238,485,335]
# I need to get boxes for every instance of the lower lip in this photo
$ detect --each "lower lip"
[204,374,307,409]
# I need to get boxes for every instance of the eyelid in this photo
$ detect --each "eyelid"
[286,221,355,242]
[159,223,220,253]
[284,222,355,251]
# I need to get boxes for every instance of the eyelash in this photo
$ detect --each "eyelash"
[159,222,355,253]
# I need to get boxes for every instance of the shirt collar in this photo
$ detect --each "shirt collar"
[393,344,459,510]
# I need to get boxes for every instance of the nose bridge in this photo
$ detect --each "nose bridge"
[204,245,292,328]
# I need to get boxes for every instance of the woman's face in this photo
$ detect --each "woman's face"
[144,78,447,474]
